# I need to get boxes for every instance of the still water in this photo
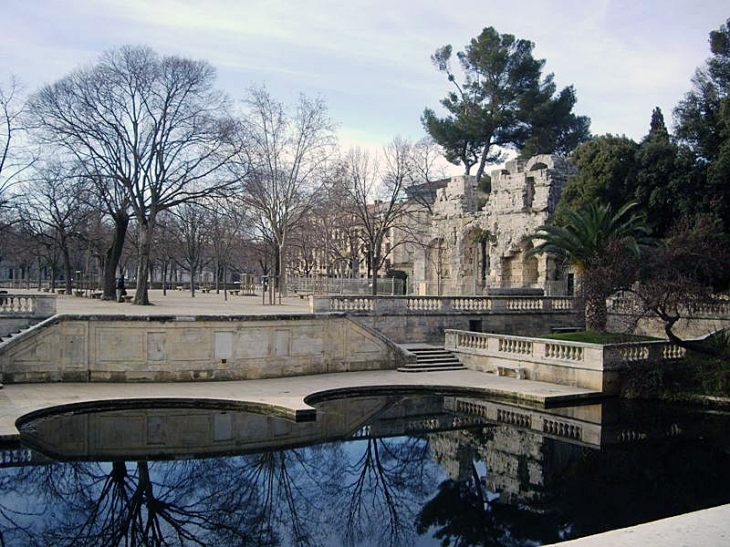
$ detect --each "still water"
[1,393,730,546]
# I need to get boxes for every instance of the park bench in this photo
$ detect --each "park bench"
[497,365,529,379]
[550,326,582,334]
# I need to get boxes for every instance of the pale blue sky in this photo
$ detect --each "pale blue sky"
[2,0,727,170]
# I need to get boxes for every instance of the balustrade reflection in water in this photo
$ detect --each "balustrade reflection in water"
[1,395,730,546]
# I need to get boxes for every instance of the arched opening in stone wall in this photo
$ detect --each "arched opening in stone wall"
[461,227,491,294]
[425,237,449,295]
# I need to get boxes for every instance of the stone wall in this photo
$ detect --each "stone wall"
[403,155,577,296]
[355,311,580,344]
[0,314,409,384]
[311,295,582,343]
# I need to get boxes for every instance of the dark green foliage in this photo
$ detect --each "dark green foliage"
[555,135,639,224]
[633,109,689,237]
[558,18,730,236]
[539,332,659,344]
[558,102,724,238]
[672,17,730,232]
[422,26,590,182]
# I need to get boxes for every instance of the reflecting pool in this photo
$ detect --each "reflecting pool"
[2,393,730,546]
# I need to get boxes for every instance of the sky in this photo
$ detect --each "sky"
[2,0,728,174]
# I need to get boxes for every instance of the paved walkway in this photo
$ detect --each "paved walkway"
[547,503,730,546]
[51,288,312,316]
[0,369,600,440]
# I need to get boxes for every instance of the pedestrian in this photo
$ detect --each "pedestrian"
[116,276,126,302]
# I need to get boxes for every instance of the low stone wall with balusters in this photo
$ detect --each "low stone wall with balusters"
[0,294,57,338]
[608,295,730,339]
[310,295,581,343]
[444,329,686,395]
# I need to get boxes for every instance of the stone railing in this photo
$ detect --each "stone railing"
[446,329,685,369]
[311,295,576,315]
[0,294,56,318]
[609,294,730,318]
[444,329,685,393]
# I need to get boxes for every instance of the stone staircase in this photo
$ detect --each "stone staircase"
[0,321,39,345]
[398,345,466,373]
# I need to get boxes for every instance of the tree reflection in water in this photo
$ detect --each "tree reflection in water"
[339,437,435,546]
[2,397,730,546]
[0,436,442,547]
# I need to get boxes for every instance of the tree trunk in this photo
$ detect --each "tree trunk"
[480,240,488,284]
[278,240,287,299]
[62,246,73,295]
[370,252,379,296]
[188,263,196,297]
[584,297,608,333]
[36,258,43,290]
[102,209,130,300]
[134,218,154,305]
[162,260,168,296]
[474,137,494,183]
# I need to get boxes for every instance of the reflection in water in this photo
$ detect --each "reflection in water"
[1,395,730,546]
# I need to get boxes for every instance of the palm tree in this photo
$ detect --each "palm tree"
[529,202,653,332]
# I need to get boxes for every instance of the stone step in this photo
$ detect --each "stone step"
[400,346,466,372]
[0,323,39,345]
[415,357,463,365]
[398,365,467,373]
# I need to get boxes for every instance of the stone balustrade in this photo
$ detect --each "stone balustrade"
[444,329,685,394]
[310,295,576,315]
[610,294,730,318]
[0,294,56,318]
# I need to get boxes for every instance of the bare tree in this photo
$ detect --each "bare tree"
[166,203,212,297]
[628,215,730,355]
[205,195,249,297]
[405,136,449,215]
[0,77,34,228]
[344,138,425,295]
[17,161,91,294]
[238,86,336,301]
[28,45,241,304]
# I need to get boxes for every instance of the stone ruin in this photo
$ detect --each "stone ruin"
[392,154,577,296]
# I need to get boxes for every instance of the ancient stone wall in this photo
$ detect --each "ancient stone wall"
[406,155,576,296]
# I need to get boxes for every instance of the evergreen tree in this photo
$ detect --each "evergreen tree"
[674,17,730,232]
[554,135,638,224]
[422,27,590,182]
